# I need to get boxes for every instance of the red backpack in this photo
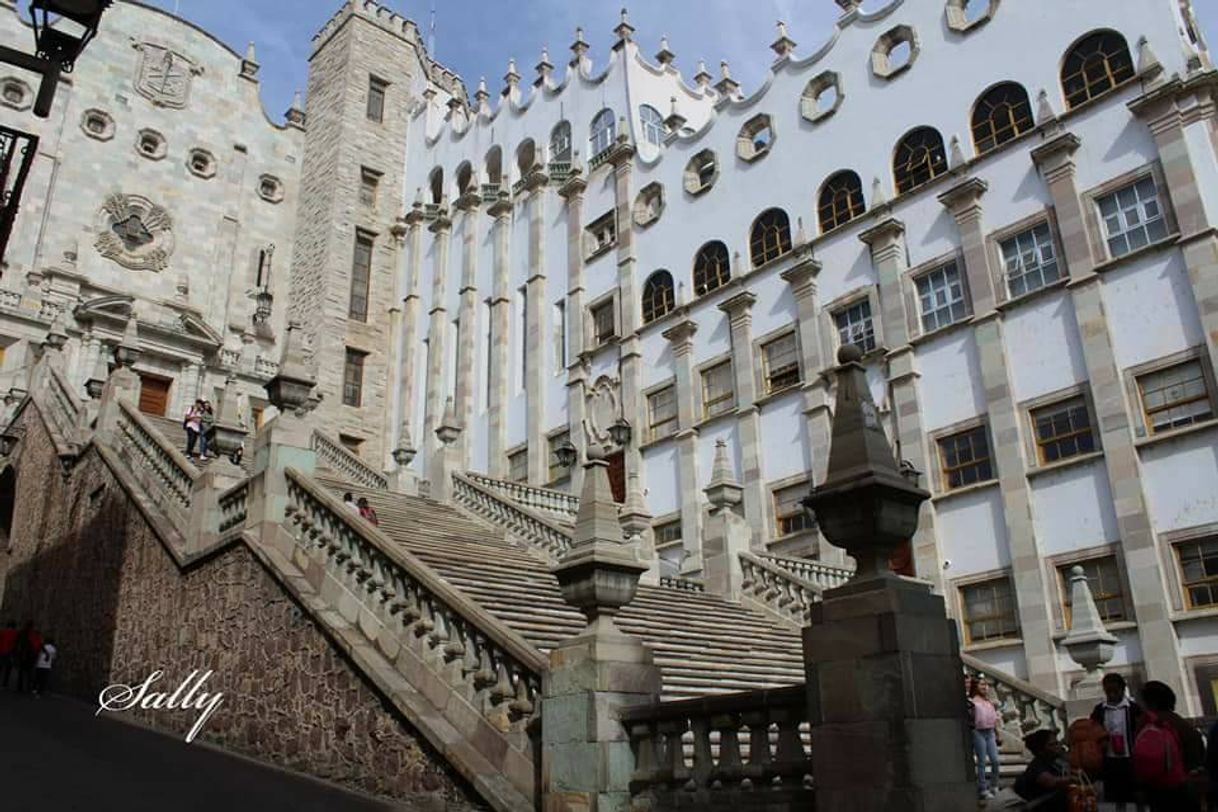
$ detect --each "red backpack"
[1132,712,1186,789]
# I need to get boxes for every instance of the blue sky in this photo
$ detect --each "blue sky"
[137,0,1218,123]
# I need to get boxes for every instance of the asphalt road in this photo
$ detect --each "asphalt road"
[0,688,399,812]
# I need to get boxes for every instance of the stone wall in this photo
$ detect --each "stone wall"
[0,404,486,810]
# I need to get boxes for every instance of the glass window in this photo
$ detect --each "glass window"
[647,386,678,441]
[834,300,876,353]
[591,300,616,346]
[817,170,865,233]
[508,448,529,483]
[893,127,947,195]
[763,333,801,394]
[590,109,616,158]
[587,214,616,254]
[550,121,572,162]
[349,232,373,322]
[1061,31,1135,109]
[960,577,1020,644]
[938,425,994,490]
[1057,557,1126,628]
[366,76,387,122]
[1031,397,1095,463]
[1000,222,1061,298]
[1136,359,1214,434]
[1177,537,1218,609]
[701,361,735,419]
[654,520,682,546]
[916,262,969,333]
[1097,177,1170,258]
[749,209,792,267]
[692,241,731,297]
[641,271,675,324]
[640,105,664,147]
[971,82,1034,155]
[343,349,366,407]
[773,482,813,538]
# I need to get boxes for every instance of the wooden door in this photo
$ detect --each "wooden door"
[137,374,171,417]
[606,450,625,503]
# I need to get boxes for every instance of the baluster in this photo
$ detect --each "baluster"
[771,708,807,786]
[689,716,713,790]
[628,720,662,789]
[710,713,743,789]
[508,671,534,722]
[740,711,770,787]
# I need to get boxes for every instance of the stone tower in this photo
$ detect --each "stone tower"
[288,1,457,464]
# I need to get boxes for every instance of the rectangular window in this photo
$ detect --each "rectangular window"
[359,167,380,209]
[647,385,678,442]
[915,262,968,333]
[366,76,387,122]
[547,432,570,483]
[349,231,373,322]
[1097,176,1169,258]
[343,349,366,407]
[762,332,801,394]
[1000,222,1061,298]
[586,212,617,256]
[938,424,994,490]
[834,300,876,353]
[1057,556,1126,628]
[1031,396,1095,463]
[591,299,616,346]
[508,448,529,483]
[773,482,813,538]
[654,520,682,547]
[701,361,735,419]
[1176,536,1218,609]
[1136,359,1214,434]
[553,301,567,371]
[960,577,1020,644]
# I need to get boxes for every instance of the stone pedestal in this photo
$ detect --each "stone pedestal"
[804,575,976,812]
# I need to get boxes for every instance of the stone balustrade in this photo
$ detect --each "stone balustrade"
[759,552,854,591]
[284,469,546,739]
[311,429,389,490]
[39,362,85,451]
[588,147,613,171]
[961,652,1066,750]
[0,288,21,310]
[479,183,501,203]
[547,160,573,182]
[253,357,279,379]
[218,480,249,535]
[621,685,814,810]
[452,472,572,559]
[738,553,820,625]
[114,399,197,519]
[659,575,705,593]
[463,470,579,522]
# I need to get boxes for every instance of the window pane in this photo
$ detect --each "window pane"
[1031,397,1094,464]
[1138,360,1213,434]
[938,425,993,490]
[1096,178,1168,259]
[961,578,1019,643]
[1177,538,1218,609]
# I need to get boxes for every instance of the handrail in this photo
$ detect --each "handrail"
[758,552,854,591]
[452,472,572,559]
[33,360,85,451]
[311,429,389,490]
[961,652,1067,745]
[658,576,704,593]
[114,399,197,515]
[463,471,579,521]
[217,479,249,535]
[738,552,826,625]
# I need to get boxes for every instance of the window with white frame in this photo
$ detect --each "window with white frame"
[959,576,1019,644]
[1135,358,1214,434]
[508,448,529,483]
[762,332,800,394]
[915,262,968,333]
[1176,535,1218,609]
[639,105,664,146]
[1096,176,1169,258]
[590,299,617,347]
[590,109,616,158]
[833,299,876,353]
[1000,222,1061,297]
[586,212,616,256]
[550,120,572,163]
[701,361,735,419]
[647,385,678,441]
[773,482,813,538]
[1056,556,1127,628]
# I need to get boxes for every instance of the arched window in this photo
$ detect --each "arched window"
[639,105,664,147]
[693,241,731,298]
[455,161,474,195]
[485,146,503,186]
[428,167,444,204]
[550,121,572,162]
[516,139,536,176]
[817,170,866,233]
[749,209,792,267]
[590,109,616,158]
[971,82,1033,155]
[642,270,675,324]
[1061,30,1135,110]
[893,127,947,195]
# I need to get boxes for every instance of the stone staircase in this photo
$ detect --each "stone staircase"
[143,413,252,472]
[317,475,807,701]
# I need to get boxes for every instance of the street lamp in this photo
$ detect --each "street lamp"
[29,0,111,72]
[555,438,578,469]
[607,416,632,448]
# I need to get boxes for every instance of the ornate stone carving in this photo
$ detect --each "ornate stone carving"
[94,194,175,272]
[133,42,202,109]
[586,376,621,445]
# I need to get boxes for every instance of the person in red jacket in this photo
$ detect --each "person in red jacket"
[0,619,17,689]
[14,621,41,693]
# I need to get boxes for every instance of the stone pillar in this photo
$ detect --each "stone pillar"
[609,136,645,495]
[1032,130,1188,697]
[1061,565,1117,721]
[662,319,702,573]
[487,194,513,478]
[454,199,481,471]
[96,316,143,436]
[804,346,974,812]
[939,176,1059,693]
[524,174,549,483]
[396,201,426,466]
[619,471,658,585]
[858,217,943,589]
[718,290,766,548]
[560,169,589,495]
[781,255,832,484]
[701,439,751,601]
[423,206,453,485]
[544,444,659,812]
[430,396,462,504]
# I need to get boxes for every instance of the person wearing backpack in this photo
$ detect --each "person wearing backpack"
[1133,680,1204,812]
[1089,672,1144,811]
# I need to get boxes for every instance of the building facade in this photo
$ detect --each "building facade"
[2,0,1218,712]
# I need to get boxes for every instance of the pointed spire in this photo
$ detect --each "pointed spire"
[474,75,489,111]
[613,7,635,45]
[436,395,462,445]
[285,89,305,129]
[86,349,110,399]
[948,135,966,170]
[535,45,554,86]
[771,20,797,59]
[794,216,808,246]
[1183,34,1205,74]
[1061,565,1117,684]
[871,176,887,207]
[664,95,686,133]
[1035,88,1057,127]
[42,310,69,352]
[115,312,142,368]
[240,41,259,80]
[715,60,740,97]
[704,439,744,509]
[694,59,712,90]
[655,34,675,66]
[570,26,589,65]
[503,57,520,94]
[264,320,316,413]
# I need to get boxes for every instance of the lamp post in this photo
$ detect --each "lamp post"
[10,1,112,117]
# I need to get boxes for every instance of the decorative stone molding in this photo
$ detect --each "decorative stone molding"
[186,148,217,179]
[135,128,167,160]
[800,70,843,124]
[0,76,31,111]
[736,113,774,163]
[586,375,622,446]
[257,174,284,204]
[946,0,1000,33]
[94,193,175,272]
[871,24,919,80]
[133,42,202,110]
[633,182,664,227]
[80,108,115,141]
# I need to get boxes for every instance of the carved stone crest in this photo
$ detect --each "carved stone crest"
[586,375,621,445]
[133,42,201,109]
[94,193,175,272]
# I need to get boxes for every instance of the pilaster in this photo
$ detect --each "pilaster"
[487,194,513,478]
[396,205,425,471]
[455,199,481,471]
[560,172,589,495]
[611,140,644,499]
[525,184,548,484]
[718,290,766,548]
[663,319,701,572]
[423,212,452,481]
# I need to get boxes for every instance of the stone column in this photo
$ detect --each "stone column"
[524,173,549,483]
[454,199,481,471]
[560,169,589,495]
[609,136,644,493]
[1032,130,1187,697]
[804,345,974,812]
[423,206,453,484]
[939,176,1059,693]
[858,217,943,589]
[430,396,462,504]
[781,255,832,485]
[662,319,702,573]
[544,443,659,812]
[487,193,513,478]
[396,201,426,464]
[718,290,766,548]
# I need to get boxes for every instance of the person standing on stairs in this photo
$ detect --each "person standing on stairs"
[357,497,378,526]
[343,493,360,515]
[199,401,215,461]
[183,400,204,459]
[970,676,1002,800]
[1090,672,1144,811]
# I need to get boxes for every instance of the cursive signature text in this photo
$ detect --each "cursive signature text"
[97,669,224,744]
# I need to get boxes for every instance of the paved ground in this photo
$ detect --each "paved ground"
[0,688,398,811]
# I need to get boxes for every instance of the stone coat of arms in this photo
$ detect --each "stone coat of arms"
[94,193,175,272]
[133,42,201,109]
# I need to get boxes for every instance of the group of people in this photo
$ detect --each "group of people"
[0,620,57,696]
[342,492,379,526]
[183,399,216,460]
[970,671,1214,811]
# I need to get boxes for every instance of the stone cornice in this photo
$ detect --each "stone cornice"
[717,290,757,319]
[661,319,698,348]
[558,172,587,201]
[936,176,989,219]
[1029,131,1081,173]
[858,216,906,251]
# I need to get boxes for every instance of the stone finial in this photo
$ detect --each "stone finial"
[693,59,713,89]
[794,216,809,246]
[210,373,249,459]
[1035,88,1056,126]
[42,310,69,352]
[264,320,316,414]
[614,7,634,43]
[715,59,740,97]
[871,176,887,207]
[115,312,141,368]
[474,76,489,109]
[619,472,653,540]
[655,34,675,66]
[503,58,520,95]
[1062,565,1118,694]
[535,45,553,85]
[240,41,259,79]
[1136,35,1162,77]
[570,26,589,64]
[616,115,629,144]
[436,395,461,445]
[285,90,305,129]
[85,350,110,399]
[835,0,861,12]
[1183,35,1205,74]
[704,439,743,509]
[393,421,416,466]
[771,20,797,59]
[948,134,966,170]
[664,95,686,132]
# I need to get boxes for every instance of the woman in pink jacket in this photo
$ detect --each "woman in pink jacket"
[970,677,1002,799]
